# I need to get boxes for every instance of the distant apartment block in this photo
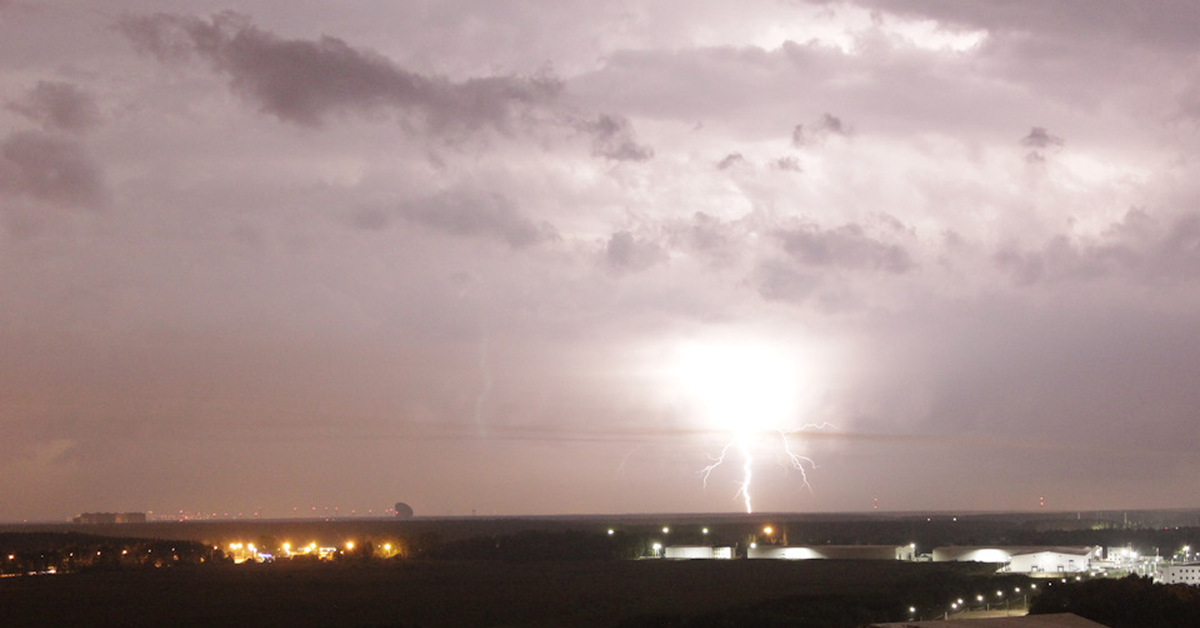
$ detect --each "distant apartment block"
[73,512,147,524]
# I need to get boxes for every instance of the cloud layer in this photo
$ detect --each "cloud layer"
[2,2,1199,519]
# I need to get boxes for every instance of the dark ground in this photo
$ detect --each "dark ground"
[0,558,1001,628]
[4,509,1197,627]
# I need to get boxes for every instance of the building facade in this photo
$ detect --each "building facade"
[1156,563,1200,585]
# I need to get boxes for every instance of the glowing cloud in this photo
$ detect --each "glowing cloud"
[669,337,828,512]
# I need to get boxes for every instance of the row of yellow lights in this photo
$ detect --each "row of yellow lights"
[225,541,397,554]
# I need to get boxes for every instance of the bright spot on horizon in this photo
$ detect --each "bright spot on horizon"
[667,335,829,513]
[671,339,805,433]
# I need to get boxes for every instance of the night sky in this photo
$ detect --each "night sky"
[4,1,1200,521]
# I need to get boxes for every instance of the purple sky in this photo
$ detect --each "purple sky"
[4,1,1200,521]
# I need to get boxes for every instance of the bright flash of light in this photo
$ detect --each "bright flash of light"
[675,338,830,513]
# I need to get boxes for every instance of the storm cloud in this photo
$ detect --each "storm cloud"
[6,81,102,135]
[0,131,103,209]
[3,2,1200,519]
[119,12,561,130]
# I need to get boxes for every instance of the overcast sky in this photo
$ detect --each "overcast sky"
[4,1,1200,521]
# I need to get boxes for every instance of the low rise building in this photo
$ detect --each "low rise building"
[931,546,1101,573]
[663,545,733,559]
[1008,548,1099,574]
[1156,562,1200,585]
[748,545,912,560]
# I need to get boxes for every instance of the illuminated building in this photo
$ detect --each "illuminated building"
[932,546,1101,573]
[747,544,914,560]
[663,546,734,559]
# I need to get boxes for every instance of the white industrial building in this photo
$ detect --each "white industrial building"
[931,546,1101,574]
[748,545,914,561]
[663,545,733,559]
[1008,548,1099,574]
[1156,563,1200,585]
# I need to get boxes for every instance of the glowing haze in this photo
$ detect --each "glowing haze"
[4,1,1200,521]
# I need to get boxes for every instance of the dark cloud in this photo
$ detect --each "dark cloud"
[791,123,805,147]
[1021,127,1063,148]
[791,113,848,147]
[818,113,846,135]
[775,155,802,172]
[6,81,102,135]
[119,12,561,130]
[583,114,654,161]
[399,190,556,248]
[604,230,666,272]
[0,131,104,209]
[1020,127,1063,163]
[994,209,1200,285]
[716,152,745,170]
[776,223,914,273]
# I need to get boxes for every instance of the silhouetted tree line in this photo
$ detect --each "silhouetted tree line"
[0,532,218,575]
[1029,575,1200,627]
[415,529,645,561]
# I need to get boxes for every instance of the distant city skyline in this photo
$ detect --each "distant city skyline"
[3,1,1200,521]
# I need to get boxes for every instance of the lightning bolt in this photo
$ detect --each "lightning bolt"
[737,437,753,513]
[700,423,831,514]
[699,440,735,489]
[700,435,755,514]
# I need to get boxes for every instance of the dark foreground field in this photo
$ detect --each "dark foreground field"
[0,559,1001,628]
